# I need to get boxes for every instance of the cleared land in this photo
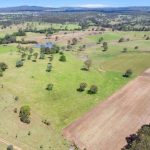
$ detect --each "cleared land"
[63,68,150,150]
[0,23,150,149]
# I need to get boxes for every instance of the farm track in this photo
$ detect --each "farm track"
[0,137,22,150]
[63,68,150,150]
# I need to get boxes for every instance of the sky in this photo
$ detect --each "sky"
[0,0,150,8]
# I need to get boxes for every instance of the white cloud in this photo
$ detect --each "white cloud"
[79,4,108,8]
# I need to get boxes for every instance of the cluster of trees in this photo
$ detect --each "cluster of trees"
[0,62,8,77]
[122,124,150,150]
[77,82,98,94]
[0,33,37,45]
[0,34,16,44]
[40,45,60,54]
[24,27,57,35]
[13,29,26,36]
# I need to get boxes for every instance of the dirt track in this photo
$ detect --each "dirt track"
[63,68,150,150]
[0,137,22,150]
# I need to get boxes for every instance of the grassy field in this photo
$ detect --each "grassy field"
[0,26,150,150]
[85,31,150,75]
[0,143,7,150]
[0,22,81,38]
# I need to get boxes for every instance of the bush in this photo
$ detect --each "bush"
[134,46,139,49]
[59,55,66,62]
[46,63,52,72]
[0,62,8,71]
[7,145,13,150]
[16,60,23,68]
[13,108,17,113]
[42,119,50,126]
[88,85,98,94]
[118,37,125,42]
[77,83,87,92]
[46,84,53,91]
[28,131,31,136]
[122,48,127,53]
[123,69,132,78]
[19,106,31,124]
[27,55,32,60]
[39,53,45,59]
[14,96,19,101]
[97,37,103,44]
[83,59,92,71]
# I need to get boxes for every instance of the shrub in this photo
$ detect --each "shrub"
[40,145,43,149]
[59,51,64,55]
[21,53,26,61]
[16,60,23,68]
[146,36,150,40]
[122,48,127,53]
[88,85,98,94]
[19,106,31,124]
[83,59,92,71]
[123,69,132,78]
[102,42,108,51]
[134,46,139,49]
[42,119,50,126]
[27,55,32,60]
[28,131,31,136]
[39,53,45,59]
[46,63,52,72]
[14,108,17,113]
[14,96,19,101]
[97,37,103,44]
[46,84,53,91]
[59,55,66,62]
[49,55,54,62]
[118,37,125,42]
[0,62,8,71]
[72,38,78,45]
[77,83,87,92]
[7,145,13,150]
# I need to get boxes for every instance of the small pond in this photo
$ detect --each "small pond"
[34,42,53,48]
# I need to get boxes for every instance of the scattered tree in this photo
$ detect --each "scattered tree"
[19,106,31,124]
[46,84,53,91]
[46,63,52,72]
[123,69,132,78]
[59,55,66,62]
[83,59,92,71]
[77,83,87,92]
[7,145,13,150]
[88,85,98,94]
[16,60,23,68]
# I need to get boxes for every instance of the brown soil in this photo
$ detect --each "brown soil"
[63,68,150,150]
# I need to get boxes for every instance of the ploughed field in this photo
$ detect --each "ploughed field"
[63,69,150,150]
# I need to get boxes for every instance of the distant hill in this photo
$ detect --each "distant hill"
[0,6,149,13]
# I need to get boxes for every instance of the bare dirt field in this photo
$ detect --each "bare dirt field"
[63,68,150,150]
